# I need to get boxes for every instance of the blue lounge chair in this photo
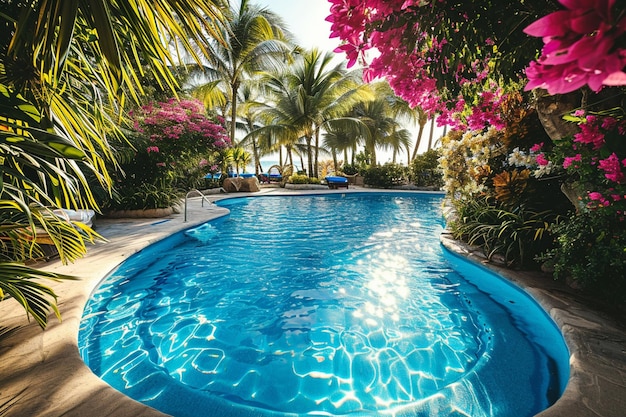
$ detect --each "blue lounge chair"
[325,176,349,189]
[204,173,222,188]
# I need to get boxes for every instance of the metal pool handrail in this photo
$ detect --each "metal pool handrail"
[184,189,213,222]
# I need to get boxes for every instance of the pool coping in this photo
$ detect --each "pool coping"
[0,188,624,417]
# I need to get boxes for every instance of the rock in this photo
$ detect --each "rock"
[240,177,260,192]
[222,177,242,192]
[222,177,260,192]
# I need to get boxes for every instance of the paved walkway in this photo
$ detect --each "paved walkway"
[0,189,624,417]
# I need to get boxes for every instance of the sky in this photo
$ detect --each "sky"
[256,1,338,53]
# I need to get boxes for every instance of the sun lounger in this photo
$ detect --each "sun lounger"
[325,176,349,189]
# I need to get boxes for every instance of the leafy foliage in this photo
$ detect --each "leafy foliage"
[542,210,626,306]
[363,163,407,188]
[340,164,359,175]
[0,85,105,327]
[288,174,320,184]
[409,149,443,188]
[451,198,559,267]
[104,98,230,210]
[0,264,77,328]
[0,0,227,328]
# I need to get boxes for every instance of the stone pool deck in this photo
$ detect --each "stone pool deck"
[0,188,625,417]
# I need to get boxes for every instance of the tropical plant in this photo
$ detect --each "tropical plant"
[532,108,626,305]
[235,80,274,174]
[341,164,360,175]
[362,163,407,188]
[288,174,321,185]
[105,98,230,210]
[451,198,558,267]
[0,0,228,327]
[410,149,443,188]
[255,48,372,177]
[323,124,352,172]
[541,210,626,305]
[113,183,181,211]
[226,146,252,175]
[186,0,292,144]
[0,87,101,327]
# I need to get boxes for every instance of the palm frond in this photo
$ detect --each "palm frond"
[0,263,77,328]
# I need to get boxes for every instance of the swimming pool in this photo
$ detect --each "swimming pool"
[79,192,569,417]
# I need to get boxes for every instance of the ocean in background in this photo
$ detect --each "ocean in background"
[245,158,306,174]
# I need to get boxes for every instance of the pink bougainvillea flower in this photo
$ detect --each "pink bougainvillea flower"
[598,153,625,183]
[563,154,582,169]
[523,0,626,94]
[588,191,604,201]
[536,153,550,166]
[573,116,606,149]
[530,142,544,152]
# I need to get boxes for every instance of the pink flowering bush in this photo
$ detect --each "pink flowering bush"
[107,98,230,209]
[328,0,624,131]
[535,111,626,214]
[534,110,626,303]
[523,0,626,94]
[132,98,230,159]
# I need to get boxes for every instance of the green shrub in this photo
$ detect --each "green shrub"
[410,149,444,188]
[104,98,230,211]
[288,174,311,184]
[451,197,559,267]
[309,177,321,184]
[341,164,359,175]
[363,163,408,188]
[108,183,181,210]
[541,210,626,306]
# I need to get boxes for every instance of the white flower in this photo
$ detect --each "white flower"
[533,161,554,178]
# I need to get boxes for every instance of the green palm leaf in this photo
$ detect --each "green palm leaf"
[0,263,76,328]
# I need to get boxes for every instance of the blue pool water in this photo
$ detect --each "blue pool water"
[79,193,569,417]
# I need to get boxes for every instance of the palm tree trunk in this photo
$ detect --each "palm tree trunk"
[427,117,435,150]
[230,81,239,144]
[314,129,320,177]
[306,137,314,177]
[411,123,426,160]
[252,137,261,174]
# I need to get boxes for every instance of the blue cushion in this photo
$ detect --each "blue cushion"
[325,176,348,183]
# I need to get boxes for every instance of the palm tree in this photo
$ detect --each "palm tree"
[235,80,272,174]
[226,146,251,175]
[369,82,430,163]
[187,0,293,144]
[257,49,371,177]
[322,125,359,171]
[351,98,404,166]
[0,0,227,327]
